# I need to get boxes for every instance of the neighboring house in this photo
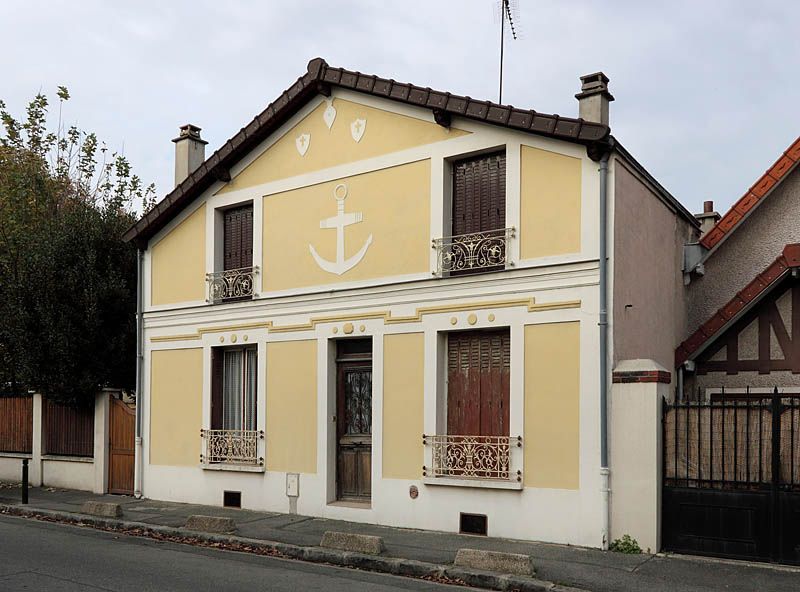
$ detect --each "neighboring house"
[666,136,800,564]
[123,58,697,549]
[678,135,800,396]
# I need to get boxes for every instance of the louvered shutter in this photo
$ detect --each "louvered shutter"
[223,205,253,271]
[451,152,506,236]
[447,329,510,437]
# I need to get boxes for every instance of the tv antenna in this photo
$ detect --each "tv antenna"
[497,0,520,104]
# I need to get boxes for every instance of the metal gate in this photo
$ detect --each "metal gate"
[663,392,800,564]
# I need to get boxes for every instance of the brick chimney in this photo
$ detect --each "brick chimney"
[172,124,208,187]
[575,72,614,126]
[695,200,721,236]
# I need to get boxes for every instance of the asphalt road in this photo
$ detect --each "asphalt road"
[0,514,462,591]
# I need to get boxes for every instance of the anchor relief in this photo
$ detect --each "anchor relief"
[309,183,373,275]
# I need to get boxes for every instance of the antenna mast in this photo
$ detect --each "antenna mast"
[498,0,519,104]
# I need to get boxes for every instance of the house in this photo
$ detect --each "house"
[665,136,800,564]
[123,58,698,549]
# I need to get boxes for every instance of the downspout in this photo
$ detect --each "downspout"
[598,149,611,550]
[134,248,144,498]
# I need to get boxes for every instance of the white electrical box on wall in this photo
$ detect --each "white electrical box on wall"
[286,473,300,497]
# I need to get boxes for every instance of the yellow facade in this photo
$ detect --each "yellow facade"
[524,321,581,489]
[218,98,467,193]
[266,340,317,473]
[263,160,431,291]
[520,146,582,259]
[150,204,206,306]
[382,333,425,480]
[149,348,203,467]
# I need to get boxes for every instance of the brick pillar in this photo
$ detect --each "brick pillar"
[609,359,669,553]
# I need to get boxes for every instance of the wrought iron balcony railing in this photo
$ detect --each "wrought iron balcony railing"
[206,266,258,304]
[200,429,264,466]
[432,228,514,276]
[423,434,522,481]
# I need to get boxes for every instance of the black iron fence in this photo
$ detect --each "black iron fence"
[664,391,800,491]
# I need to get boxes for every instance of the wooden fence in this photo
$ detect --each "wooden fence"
[43,399,94,457]
[0,397,33,453]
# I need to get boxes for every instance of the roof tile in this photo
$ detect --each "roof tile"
[787,138,800,161]
[769,155,795,180]
[732,191,760,215]
[750,172,778,197]
[699,226,726,249]
[717,209,742,232]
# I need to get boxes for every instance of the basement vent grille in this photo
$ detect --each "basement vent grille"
[459,512,488,536]
[223,490,242,509]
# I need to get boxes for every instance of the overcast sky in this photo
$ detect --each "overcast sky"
[3,0,799,215]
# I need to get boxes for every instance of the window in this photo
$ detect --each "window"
[207,203,256,303]
[452,151,506,238]
[434,151,511,276]
[223,204,253,272]
[447,329,510,437]
[211,346,257,431]
[425,328,517,483]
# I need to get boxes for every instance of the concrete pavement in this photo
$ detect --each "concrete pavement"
[1,483,799,591]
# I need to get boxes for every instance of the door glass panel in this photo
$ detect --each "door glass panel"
[344,369,372,435]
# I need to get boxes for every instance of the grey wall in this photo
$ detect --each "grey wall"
[612,158,698,370]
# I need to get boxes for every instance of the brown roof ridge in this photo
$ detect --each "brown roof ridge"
[675,243,800,367]
[700,136,800,251]
[123,57,610,246]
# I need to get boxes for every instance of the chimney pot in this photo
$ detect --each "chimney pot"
[695,200,721,236]
[172,124,208,187]
[575,72,614,126]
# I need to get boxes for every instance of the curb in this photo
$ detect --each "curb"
[0,504,588,592]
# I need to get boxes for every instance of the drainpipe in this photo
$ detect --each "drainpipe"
[598,150,611,550]
[134,248,144,498]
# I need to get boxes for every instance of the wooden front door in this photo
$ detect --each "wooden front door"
[447,329,510,436]
[108,397,135,495]
[336,342,372,501]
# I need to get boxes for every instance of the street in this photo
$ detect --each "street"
[0,515,462,591]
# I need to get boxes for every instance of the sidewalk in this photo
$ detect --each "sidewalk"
[1,483,797,592]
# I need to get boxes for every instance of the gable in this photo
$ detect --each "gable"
[217,97,469,194]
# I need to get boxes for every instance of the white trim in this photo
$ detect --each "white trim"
[41,454,93,463]
[423,477,523,491]
[0,452,31,459]
[200,463,265,473]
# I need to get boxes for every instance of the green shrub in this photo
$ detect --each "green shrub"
[609,534,642,554]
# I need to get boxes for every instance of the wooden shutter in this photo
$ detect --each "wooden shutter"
[447,329,510,437]
[223,204,253,271]
[210,348,224,430]
[452,152,506,236]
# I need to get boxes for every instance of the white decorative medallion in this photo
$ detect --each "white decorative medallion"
[350,118,366,143]
[295,133,310,156]
[309,183,373,275]
[323,99,336,130]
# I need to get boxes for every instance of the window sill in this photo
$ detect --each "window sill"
[0,451,32,459]
[200,463,265,473]
[327,500,372,510]
[42,454,93,463]
[423,477,523,491]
